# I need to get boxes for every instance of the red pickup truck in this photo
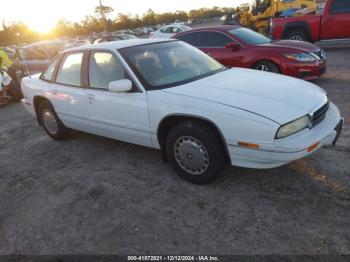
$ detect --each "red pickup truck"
[270,0,350,42]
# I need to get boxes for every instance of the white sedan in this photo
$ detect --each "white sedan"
[150,24,191,38]
[21,39,343,184]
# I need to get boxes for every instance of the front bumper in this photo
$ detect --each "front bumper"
[227,102,342,169]
[281,60,327,81]
[21,97,36,117]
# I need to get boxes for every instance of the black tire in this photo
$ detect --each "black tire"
[286,30,308,42]
[253,61,280,74]
[165,121,226,184]
[38,100,70,140]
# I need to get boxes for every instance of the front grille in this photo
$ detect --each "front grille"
[310,101,329,127]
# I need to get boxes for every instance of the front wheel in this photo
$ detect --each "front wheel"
[286,31,308,42]
[38,100,70,140]
[166,121,226,184]
[253,61,280,74]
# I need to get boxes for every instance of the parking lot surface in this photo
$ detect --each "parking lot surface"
[0,48,349,255]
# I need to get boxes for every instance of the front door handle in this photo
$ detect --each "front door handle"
[87,94,95,103]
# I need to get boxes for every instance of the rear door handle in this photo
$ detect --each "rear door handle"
[52,89,58,95]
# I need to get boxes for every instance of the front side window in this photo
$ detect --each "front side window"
[202,32,233,47]
[173,27,183,33]
[229,27,271,45]
[119,41,225,90]
[89,52,127,89]
[176,32,201,47]
[161,27,173,33]
[56,52,83,86]
[41,57,60,81]
[330,0,350,14]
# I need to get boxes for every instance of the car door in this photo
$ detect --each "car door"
[84,50,152,147]
[175,31,202,47]
[321,0,350,39]
[49,51,89,130]
[200,31,245,68]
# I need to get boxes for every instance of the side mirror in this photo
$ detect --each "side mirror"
[225,42,239,51]
[108,79,132,93]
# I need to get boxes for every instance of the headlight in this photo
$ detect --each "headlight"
[284,53,317,62]
[276,116,310,139]
[268,20,274,38]
[269,19,274,31]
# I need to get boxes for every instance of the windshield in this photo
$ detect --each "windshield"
[119,41,225,90]
[229,27,272,45]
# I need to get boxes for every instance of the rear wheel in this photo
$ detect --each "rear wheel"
[38,100,70,140]
[253,61,280,74]
[286,31,308,42]
[166,121,226,184]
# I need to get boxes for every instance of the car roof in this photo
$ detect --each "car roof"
[182,25,242,32]
[21,41,67,49]
[67,38,176,52]
[162,24,184,28]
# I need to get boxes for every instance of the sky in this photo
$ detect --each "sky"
[2,0,248,33]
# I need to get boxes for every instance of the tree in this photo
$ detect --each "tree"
[115,13,136,30]
[52,19,74,37]
[95,5,114,17]
[81,15,104,33]
[142,9,156,26]
[95,2,114,31]
[0,21,39,44]
[0,5,239,44]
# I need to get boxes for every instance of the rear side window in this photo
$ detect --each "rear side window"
[229,27,271,45]
[41,57,59,81]
[330,0,350,13]
[56,52,83,87]
[202,32,233,47]
[176,32,201,47]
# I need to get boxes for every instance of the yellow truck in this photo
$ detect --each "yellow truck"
[225,0,317,34]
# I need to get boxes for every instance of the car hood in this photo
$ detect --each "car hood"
[162,68,328,124]
[258,40,320,53]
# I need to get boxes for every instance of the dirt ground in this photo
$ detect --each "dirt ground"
[0,48,349,255]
